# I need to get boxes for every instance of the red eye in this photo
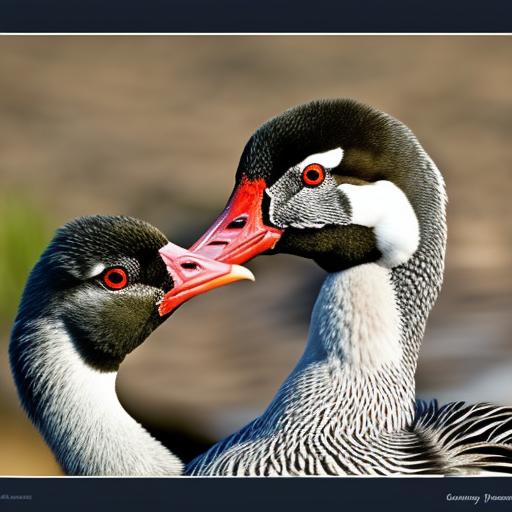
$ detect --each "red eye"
[302,163,325,187]
[103,268,128,290]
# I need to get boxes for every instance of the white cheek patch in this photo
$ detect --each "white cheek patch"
[338,181,420,268]
[298,147,344,171]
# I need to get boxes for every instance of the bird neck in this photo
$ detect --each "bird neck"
[9,317,182,476]
[265,245,445,437]
[265,200,446,435]
[266,154,448,437]
[288,263,417,434]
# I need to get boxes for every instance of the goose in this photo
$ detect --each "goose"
[9,215,254,476]
[186,98,512,476]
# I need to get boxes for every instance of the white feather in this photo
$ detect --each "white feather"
[86,263,106,278]
[338,180,420,268]
[298,147,344,170]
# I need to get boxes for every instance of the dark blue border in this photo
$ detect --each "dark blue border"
[1,477,512,511]
[1,0,511,33]
[1,2,510,509]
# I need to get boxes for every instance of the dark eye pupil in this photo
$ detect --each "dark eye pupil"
[108,271,124,283]
[307,170,319,181]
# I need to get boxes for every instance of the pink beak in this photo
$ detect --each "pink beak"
[158,242,254,316]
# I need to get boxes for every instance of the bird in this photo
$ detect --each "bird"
[9,214,254,476]
[186,98,512,476]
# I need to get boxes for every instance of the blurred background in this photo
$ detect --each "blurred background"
[0,36,510,475]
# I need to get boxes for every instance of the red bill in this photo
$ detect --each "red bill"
[190,177,283,265]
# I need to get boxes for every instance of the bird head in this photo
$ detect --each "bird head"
[191,99,445,273]
[15,215,253,371]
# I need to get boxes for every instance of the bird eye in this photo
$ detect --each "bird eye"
[103,267,128,290]
[302,163,325,187]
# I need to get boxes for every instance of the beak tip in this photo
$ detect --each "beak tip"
[232,264,255,282]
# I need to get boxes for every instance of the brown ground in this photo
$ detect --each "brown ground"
[0,36,510,474]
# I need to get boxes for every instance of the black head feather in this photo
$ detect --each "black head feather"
[12,215,172,371]
[235,99,438,272]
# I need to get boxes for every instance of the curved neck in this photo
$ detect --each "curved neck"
[273,263,417,435]
[9,317,182,476]
[263,191,446,438]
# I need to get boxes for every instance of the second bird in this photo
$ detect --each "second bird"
[188,99,512,476]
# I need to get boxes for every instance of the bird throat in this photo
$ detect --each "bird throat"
[308,264,404,368]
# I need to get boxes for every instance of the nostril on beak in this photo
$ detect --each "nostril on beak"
[181,262,199,270]
[226,216,247,229]
[207,241,229,247]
